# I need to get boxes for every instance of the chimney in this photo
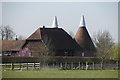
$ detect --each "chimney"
[43,26,45,28]
[15,35,18,40]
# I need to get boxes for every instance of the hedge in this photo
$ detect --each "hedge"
[2,56,117,63]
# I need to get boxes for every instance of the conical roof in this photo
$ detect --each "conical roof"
[79,15,86,27]
[75,16,96,56]
[52,16,58,28]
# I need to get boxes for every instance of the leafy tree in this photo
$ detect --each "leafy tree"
[108,44,119,60]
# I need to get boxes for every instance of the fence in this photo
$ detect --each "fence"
[1,56,119,70]
[1,62,118,70]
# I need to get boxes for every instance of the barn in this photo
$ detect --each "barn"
[1,16,96,57]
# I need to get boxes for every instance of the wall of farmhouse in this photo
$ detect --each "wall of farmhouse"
[16,48,31,57]
[74,50,96,57]
[74,50,82,56]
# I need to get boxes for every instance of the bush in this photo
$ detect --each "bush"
[2,56,101,63]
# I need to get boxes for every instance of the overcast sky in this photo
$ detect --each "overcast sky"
[0,2,118,42]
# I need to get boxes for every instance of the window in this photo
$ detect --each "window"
[64,51,68,56]
[29,52,32,57]
[82,52,84,57]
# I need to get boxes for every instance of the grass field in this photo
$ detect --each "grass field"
[2,69,119,78]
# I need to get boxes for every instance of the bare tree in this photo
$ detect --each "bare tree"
[93,30,114,69]
[39,35,55,67]
[0,25,15,40]
[42,35,55,56]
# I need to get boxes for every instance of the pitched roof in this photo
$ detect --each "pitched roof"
[27,28,82,50]
[11,40,26,51]
[41,28,82,50]
[1,40,25,51]
[1,40,16,51]
[27,28,41,40]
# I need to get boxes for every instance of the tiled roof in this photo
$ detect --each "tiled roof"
[1,27,83,55]
[27,28,82,50]
[1,40,16,51]
[27,28,41,40]
[1,40,25,51]
[75,27,96,51]
[40,28,81,50]
[11,40,26,51]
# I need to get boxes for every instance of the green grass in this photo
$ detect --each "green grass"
[2,69,118,78]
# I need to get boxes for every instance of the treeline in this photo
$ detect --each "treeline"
[0,25,25,40]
